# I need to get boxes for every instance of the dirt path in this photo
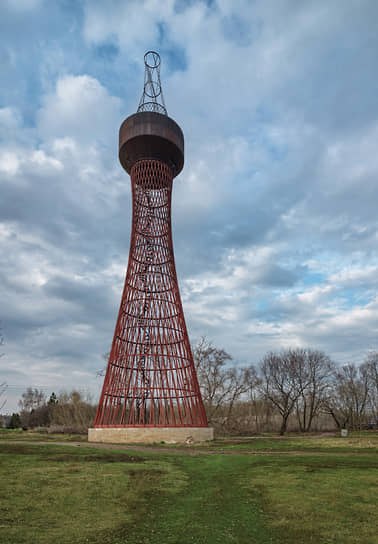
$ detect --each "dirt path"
[1,439,210,455]
[1,439,375,457]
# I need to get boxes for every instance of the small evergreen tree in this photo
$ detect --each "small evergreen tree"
[7,413,22,429]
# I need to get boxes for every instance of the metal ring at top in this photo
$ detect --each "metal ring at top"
[144,80,162,99]
[144,51,161,69]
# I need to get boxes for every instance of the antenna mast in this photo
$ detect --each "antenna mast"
[137,51,167,115]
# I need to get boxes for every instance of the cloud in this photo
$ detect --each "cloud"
[38,74,122,145]
[1,0,378,412]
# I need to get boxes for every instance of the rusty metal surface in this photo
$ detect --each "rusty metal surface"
[119,111,184,176]
[94,159,208,427]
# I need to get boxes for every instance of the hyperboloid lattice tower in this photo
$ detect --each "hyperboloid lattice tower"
[89,52,212,444]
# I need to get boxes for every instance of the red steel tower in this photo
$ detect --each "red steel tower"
[89,52,212,444]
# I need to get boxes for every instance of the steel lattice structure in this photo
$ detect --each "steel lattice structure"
[94,52,208,428]
[137,51,167,115]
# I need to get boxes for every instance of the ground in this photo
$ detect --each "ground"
[0,430,377,543]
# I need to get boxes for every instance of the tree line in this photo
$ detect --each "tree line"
[3,339,377,435]
[4,389,97,433]
[194,338,378,435]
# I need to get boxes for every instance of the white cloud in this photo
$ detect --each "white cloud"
[0,151,20,175]
[83,0,175,53]
[37,75,122,145]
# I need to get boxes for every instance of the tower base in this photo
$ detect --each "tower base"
[88,426,213,444]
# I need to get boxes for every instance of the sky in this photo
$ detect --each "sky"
[1,0,378,413]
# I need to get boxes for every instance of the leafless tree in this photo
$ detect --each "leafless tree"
[361,352,378,423]
[323,363,369,429]
[19,387,46,412]
[96,352,110,377]
[193,337,232,419]
[223,366,254,429]
[193,337,252,427]
[294,349,334,432]
[18,387,48,428]
[259,349,304,435]
[242,366,265,432]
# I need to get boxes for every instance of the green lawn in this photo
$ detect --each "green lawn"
[199,433,378,454]
[0,428,88,442]
[0,433,377,543]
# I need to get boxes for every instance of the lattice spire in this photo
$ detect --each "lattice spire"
[137,51,167,115]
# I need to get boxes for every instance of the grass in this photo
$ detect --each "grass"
[0,432,377,543]
[199,433,378,454]
[0,428,88,442]
[249,455,378,543]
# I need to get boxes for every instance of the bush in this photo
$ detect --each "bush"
[48,391,97,433]
[20,405,52,429]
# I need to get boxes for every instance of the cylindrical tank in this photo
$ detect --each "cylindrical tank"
[119,111,184,176]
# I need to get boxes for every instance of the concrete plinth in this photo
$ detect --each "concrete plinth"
[88,426,213,444]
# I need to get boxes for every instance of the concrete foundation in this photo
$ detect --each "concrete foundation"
[88,426,213,444]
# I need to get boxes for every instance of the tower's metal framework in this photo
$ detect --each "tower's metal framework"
[94,52,208,428]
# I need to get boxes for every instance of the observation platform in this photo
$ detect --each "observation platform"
[119,111,184,177]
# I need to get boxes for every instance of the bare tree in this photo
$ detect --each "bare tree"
[361,352,378,423]
[223,366,253,429]
[96,352,110,378]
[193,337,232,419]
[259,349,304,435]
[242,365,264,433]
[323,363,369,430]
[294,349,334,432]
[18,387,48,428]
[19,387,46,412]
[193,337,251,427]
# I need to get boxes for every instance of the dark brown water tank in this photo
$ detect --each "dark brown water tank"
[119,111,184,177]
